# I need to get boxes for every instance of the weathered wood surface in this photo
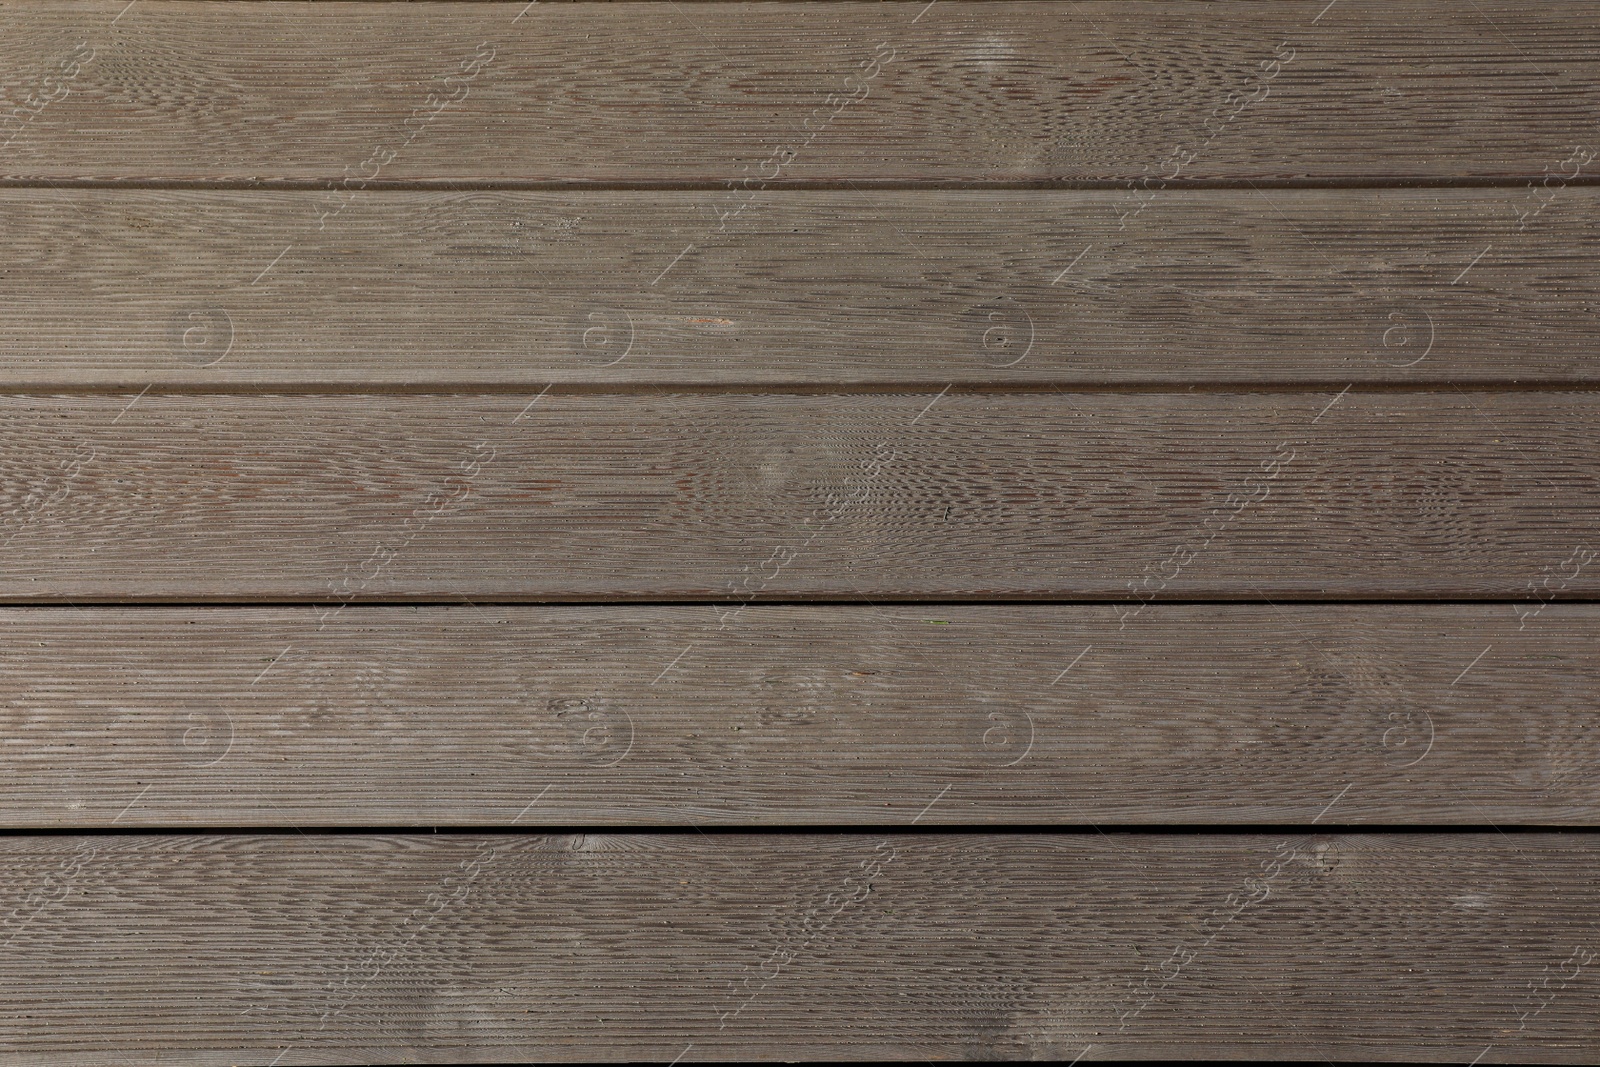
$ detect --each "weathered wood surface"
[3,0,1596,1064]
[0,833,1594,1063]
[5,605,1597,827]
[0,389,1593,601]
[1,2,1596,183]
[2,188,1595,386]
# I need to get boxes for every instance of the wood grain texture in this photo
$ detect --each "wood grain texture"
[0,2,1596,182]
[0,833,1595,1063]
[6,604,1599,827]
[0,389,1594,601]
[6,2,1596,1064]
[3,187,1596,386]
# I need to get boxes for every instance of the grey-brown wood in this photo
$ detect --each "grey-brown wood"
[1,2,1596,183]
[0,833,1595,1063]
[4,604,1597,827]
[3,0,1598,1062]
[0,388,1593,601]
[2,188,1596,386]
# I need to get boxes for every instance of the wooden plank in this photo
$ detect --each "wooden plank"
[0,833,1594,1063]
[4,187,1597,386]
[1,2,1596,183]
[0,389,1594,601]
[7,604,1600,827]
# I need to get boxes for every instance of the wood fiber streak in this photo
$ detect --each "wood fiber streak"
[0,390,1593,601]
[0,834,1595,1063]
[0,2,1595,182]
[4,605,1599,827]
[1,188,1596,385]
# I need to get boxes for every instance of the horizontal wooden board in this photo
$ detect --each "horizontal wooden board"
[3,188,1597,386]
[7,604,1599,827]
[0,833,1595,1063]
[1,2,1596,182]
[0,389,1595,601]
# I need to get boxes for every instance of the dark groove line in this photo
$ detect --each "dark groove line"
[6,381,1600,397]
[152,1,1386,5]
[8,597,1600,608]
[0,176,1592,193]
[14,596,1600,607]
[92,0,1368,4]
[0,824,1586,838]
